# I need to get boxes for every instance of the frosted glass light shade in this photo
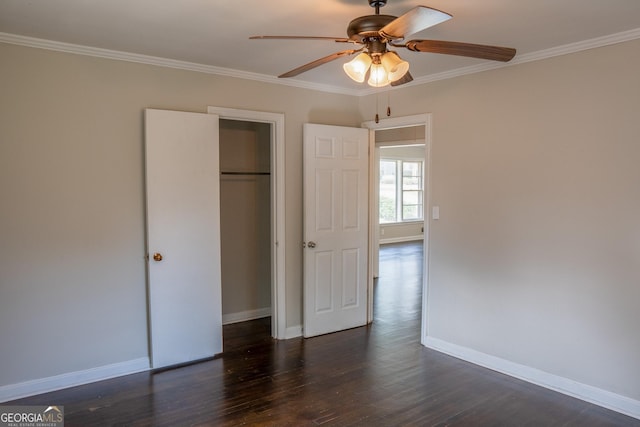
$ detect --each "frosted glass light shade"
[343,53,372,83]
[381,51,410,82]
[368,63,390,87]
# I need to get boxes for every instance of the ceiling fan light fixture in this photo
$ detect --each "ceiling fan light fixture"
[343,52,373,83]
[253,3,517,87]
[381,51,409,82]
[367,62,390,87]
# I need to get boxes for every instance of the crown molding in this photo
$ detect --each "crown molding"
[0,32,360,96]
[359,27,640,95]
[2,27,640,97]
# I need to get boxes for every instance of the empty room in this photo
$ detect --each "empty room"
[1,0,639,425]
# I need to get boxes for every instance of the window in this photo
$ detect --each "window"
[379,159,423,223]
[379,160,397,223]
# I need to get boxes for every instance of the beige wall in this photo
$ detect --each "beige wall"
[376,125,425,144]
[360,39,640,401]
[0,42,360,389]
[1,36,639,407]
[379,222,423,243]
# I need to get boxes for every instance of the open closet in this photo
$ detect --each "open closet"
[219,119,272,326]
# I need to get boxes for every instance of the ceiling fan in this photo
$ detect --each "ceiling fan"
[251,0,516,87]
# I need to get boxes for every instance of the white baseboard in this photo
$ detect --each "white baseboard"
[379,236,423,245]
[222,307,271,325]
[285,325,303,339]
[423,336,640,421]
[0,357,150,403]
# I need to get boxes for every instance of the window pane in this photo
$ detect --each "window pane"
[403,205,420,220]
[402,162,422,190]
[379,160,396,223]
[401,161,423,221]
[403,176,421,190]
[403,190,420,205]
[403,162,420,177]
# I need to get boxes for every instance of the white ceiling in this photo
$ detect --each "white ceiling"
[1,0,640,94]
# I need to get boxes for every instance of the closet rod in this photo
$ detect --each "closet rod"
[220,171,270,176]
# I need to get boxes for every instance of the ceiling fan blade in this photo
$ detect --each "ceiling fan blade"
[380,6,452,40]
[405,40,516,62]
[390,71,413,87]
[279,50,358,78]
[250,35,350,43]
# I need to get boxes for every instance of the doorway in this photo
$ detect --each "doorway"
[208,107,286,340]
[363,114,432,345]
[219,119,272,329]
[375,129,426,276]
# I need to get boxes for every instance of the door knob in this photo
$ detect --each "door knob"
[153,253,163,262]
[307,241,316,249]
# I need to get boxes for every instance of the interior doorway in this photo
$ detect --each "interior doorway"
[375,129,426,278]
[363,114,432,345]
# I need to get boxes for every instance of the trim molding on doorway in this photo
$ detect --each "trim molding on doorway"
[207,107,286,340]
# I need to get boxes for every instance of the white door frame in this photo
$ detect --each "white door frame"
[362,113,432,345]
[207,107,286,340]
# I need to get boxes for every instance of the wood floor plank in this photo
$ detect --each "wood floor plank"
[7,242,639,426]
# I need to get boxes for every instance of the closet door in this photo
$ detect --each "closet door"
[144,109,222,368]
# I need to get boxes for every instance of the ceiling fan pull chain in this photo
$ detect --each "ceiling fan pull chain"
[387,90,391,117]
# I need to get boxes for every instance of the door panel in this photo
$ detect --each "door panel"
[342,248,360,307]
[342,170,360,229]
[145,109,222,368]
[315,251,333,312]
[315,169,334,231]
[303,123,369,337]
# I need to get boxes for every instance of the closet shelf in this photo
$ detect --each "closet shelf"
[221,171,270,176]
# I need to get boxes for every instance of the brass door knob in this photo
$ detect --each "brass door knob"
[153,253,163,262]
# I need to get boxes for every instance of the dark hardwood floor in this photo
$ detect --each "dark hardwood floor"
[8,241,639,426]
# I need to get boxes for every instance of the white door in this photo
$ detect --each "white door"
[303,123,369,337]
[144,109,223,368]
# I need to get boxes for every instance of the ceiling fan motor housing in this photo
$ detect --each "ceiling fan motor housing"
[347,14,396,43]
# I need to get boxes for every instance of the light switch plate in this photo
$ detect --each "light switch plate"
[432,206,440,220]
